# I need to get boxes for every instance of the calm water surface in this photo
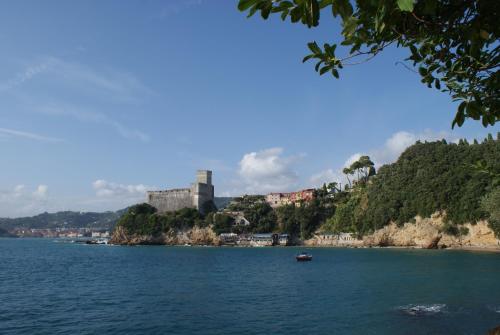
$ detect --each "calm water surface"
[1,238,499,334]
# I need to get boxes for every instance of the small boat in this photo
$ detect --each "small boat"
[296,252,312,261]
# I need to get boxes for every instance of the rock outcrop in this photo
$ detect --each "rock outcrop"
[110,226,219,246]
[362,213,499,249]
[305,213,500,250]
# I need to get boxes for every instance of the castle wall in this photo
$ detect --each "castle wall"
[147,170,214,214]
[147,189,194,213]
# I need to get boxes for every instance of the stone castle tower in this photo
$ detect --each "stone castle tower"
[147,170,214,214]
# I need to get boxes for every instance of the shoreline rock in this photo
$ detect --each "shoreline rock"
[304,213,500,250]
[111,213,500,251]
[110,226,219,246]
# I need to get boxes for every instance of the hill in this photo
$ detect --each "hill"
[0,209,127,231]
[324,134,500,237]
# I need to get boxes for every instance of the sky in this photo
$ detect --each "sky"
[0,0,497,217]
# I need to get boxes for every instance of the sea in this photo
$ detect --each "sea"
[1,238,499,334]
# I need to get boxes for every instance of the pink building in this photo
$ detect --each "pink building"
[265,189,315,208]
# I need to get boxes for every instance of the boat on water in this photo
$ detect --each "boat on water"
[296,252,312,261]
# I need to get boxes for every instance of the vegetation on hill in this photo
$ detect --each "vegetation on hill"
[323,133,500,236]
[116,203,205,236]
[0,209,126,231]
[238,0,499,127]
[115,134,499,240]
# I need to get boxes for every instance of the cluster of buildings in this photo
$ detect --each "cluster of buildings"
[265,189,315,208]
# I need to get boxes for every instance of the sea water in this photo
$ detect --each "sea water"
[1,238,499,334]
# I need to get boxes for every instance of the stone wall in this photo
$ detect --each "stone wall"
[147,189,194,213]
[191,182,214,211]
[146,170,215,213]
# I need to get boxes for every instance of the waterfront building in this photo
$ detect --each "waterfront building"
[219,233,238,244]
[250,234,275,246]
[314,232,359,245]
[278,234,290,246]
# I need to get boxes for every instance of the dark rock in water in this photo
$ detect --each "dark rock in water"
[439,244,447,249]
[487,325,500,335]
[425,235,442,249]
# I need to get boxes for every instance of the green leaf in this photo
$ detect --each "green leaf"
[332,69,339,78]
[320,66,330,75]
[319,0,333,9]
[397,0,414,12]
[466,101,481,120]
[342,16,357,37]
[452,101,467,128]
[302,54,315,63]
[434,79,441,90]
[307,41,322,54]
[238,0,258,11]
[332,0,353,19]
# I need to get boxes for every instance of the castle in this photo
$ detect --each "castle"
[147,170,214,213]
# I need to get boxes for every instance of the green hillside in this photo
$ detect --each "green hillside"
[324,134,500,236]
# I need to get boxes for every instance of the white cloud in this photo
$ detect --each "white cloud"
[238,147,301,193]
[0,58,56,92]
[0,56,153,101]
[0,127,64,143]
[92,179,152,199]
[32,185,48,198]
[0,185,52,217]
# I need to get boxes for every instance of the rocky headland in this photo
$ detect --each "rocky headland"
[110,226,219,246]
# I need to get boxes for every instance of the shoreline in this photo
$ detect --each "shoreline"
[6,237,500,252]
[107,242,500,252]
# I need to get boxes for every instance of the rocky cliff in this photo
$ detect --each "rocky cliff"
[110,226,219,246]
[306,213,500,250]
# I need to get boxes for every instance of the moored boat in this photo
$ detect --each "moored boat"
[296,252,312,261]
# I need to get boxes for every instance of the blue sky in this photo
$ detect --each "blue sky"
[0,0,497,217]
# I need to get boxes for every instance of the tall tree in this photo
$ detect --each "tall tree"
[238,0,499,127]
[342,167,353,188]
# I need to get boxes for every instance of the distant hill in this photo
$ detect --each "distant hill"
[0,209,127,231]
[0,197,233,232]
[214,197,233,210]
